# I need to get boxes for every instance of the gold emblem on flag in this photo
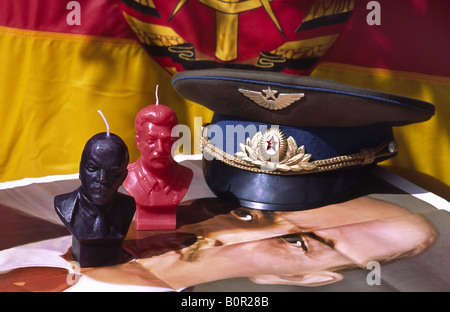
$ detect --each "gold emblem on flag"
[170,0,282,61]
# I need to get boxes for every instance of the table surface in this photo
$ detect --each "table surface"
[0,155,449,292]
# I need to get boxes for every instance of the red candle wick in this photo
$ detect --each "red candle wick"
[155,85,159,105]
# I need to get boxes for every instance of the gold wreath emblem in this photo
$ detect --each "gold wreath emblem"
[239,87,304,110]
[235,128,316,172]
[259,128,287,162]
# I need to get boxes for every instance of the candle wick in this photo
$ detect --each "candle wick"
[97,110,110,138]
[155,85,159,105]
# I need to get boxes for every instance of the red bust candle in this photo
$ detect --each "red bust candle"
[123,86,193,230]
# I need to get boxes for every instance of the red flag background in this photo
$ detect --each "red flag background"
[0,0,449,200]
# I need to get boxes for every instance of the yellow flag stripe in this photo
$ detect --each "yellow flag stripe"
[0,26,211,182]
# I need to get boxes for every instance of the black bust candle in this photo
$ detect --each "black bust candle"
[54,111,136,267]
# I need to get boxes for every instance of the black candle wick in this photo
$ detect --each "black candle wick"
[97,110,110,138]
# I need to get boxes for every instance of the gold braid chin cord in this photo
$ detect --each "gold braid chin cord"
[199,128,398,176]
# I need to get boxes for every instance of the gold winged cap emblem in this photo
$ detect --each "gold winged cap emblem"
[239,87,304,110]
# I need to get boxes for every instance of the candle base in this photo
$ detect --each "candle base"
[135,205,177,230]
[71,237,124,268]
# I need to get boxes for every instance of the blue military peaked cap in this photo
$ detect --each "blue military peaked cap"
[172,69,435,211]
